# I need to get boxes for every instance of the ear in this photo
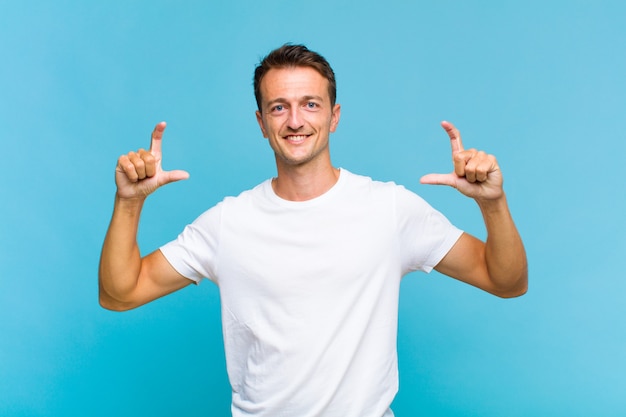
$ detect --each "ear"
[329,104,341,133]
[255,110,268,138]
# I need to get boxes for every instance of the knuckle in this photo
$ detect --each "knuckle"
[137,149,155,162]
[143,153,155,164]
[127,151,140,163]
[117,155,129,166]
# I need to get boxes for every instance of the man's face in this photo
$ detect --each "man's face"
[255,66,340,170]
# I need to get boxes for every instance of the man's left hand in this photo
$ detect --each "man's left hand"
[420,121,503,201]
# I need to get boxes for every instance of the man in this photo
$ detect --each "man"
[99,44,527,417]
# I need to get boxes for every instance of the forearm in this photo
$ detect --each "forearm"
[99,195,146,309]
[477,194,528,297]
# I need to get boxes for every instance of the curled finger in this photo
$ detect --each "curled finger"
[117,154,139,182]
[474,159,491,182]
[467,151,497,183]
[138,148,157,177]
[464,150,485,183]
[453,149,477,179]
[128,150,147,180]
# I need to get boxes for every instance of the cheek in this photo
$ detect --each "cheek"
[260,118,281,138]
[265,116,286,133]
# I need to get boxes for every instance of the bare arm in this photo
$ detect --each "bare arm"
[421,121,528,298]
[99,122,191,311]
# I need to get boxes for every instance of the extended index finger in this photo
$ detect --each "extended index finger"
[441,120,464,154]
[149,121,167,155]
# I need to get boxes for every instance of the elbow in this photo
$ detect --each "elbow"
[98,282,138,312]
[492,269,528,299]
[99,295,130,312]
[495,284,527,299]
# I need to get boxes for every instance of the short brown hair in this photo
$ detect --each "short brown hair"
[254,44,337,111]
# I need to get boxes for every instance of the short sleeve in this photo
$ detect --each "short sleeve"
[395,186,463,274]
[160,203,222,284]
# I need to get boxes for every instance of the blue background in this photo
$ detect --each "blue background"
[2,1,625,415]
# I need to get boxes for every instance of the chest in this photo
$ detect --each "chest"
[216,199,399,303]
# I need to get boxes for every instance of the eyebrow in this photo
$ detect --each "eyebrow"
[265,95,325,108]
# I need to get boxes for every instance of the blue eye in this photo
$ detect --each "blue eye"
[274,105,284,111]
[306,102,317,108]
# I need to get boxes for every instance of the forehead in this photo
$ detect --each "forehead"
[260,66,330,102]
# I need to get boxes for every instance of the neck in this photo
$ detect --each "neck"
[272,160,340,201]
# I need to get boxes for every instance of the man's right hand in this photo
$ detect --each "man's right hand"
[115,122,190,199]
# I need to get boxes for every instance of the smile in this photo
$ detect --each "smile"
[284,135,309,143]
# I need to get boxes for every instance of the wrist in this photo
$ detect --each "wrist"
[114,193,146,214]
[476,193,509,214]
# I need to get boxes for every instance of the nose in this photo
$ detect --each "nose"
[287,107,304,131]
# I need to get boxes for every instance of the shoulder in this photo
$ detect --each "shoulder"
[189,179,271,225]
[341,169,403,193]
[345,169,446,221]
[217,178,273,207]
[341,169,424,203]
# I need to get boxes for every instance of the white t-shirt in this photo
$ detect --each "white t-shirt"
[160,169,463,417]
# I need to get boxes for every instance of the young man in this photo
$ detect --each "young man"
[99,44,527,417]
